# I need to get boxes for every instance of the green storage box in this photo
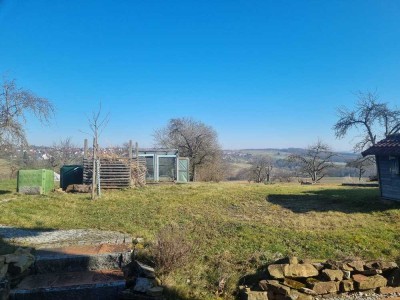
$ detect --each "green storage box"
[60,165,83,190]
[17,169,55,195]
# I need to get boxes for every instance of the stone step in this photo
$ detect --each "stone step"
[10,269,125,300]
[34,244,132,274]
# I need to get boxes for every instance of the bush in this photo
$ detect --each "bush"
[150,224,192,275]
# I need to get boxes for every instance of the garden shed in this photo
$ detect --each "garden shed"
[362,133,400,201]
[138,148,189,183]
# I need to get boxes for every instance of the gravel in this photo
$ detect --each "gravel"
[315,291,400,299]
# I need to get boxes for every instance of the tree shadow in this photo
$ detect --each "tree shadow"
[267,187,400,214]
[0,190,12,195]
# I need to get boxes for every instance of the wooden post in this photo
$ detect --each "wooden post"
[91,138,96,200]
[129,140,133,161]
[84,139,88,159]
[128,140,133,187]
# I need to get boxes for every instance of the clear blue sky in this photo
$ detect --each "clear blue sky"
[1,0,400,151]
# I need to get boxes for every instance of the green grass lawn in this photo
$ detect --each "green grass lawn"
[0,180,399,299]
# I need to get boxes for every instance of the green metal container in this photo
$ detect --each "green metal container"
[60,165,83,190]
[17,169,55,195]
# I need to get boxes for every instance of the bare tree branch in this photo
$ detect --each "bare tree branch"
[333,91,400,151]
[288,140,336,183]
[0,77,54,147]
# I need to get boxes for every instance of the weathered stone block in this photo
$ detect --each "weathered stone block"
[241,290,268,300]
[299,288,317,296]
[259,280,291,296]
[6,254,35,275]
[343,270,351,279]
[352,274,387,290]
[359,269,382,276]
[134,260,156,279]
[378,286,400,294]
[268,263,318,279]
[347,261,364,272]
[340,280,354,292]
[321,269,344,281]
[289,290,313,300]
[267,264,286,279]
[326,260,354,271]
[283,278,306,289]
[133,277,154,293]
[365,261,398,271]
[311,263,324,271]
[307,280,338,294]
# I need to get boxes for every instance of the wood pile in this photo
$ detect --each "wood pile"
[83,158,146,189]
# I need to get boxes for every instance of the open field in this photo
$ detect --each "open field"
[0,180,399,299]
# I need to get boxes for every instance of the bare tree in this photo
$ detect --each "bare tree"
[249,155,273,183]
[0,77,54,147]
[154,117,221,181]
[333,92,400,151]
[288,140,336,183]
[346,156,375,182]
[48,137,82,170]
[196,153,228,182]
[85,103,110,199]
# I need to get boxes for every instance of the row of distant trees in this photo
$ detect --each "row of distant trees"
[1,76,399,183]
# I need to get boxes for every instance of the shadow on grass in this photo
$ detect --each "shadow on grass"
[267,187,400,213]
[0,190,12,195]
[0,226,56,240]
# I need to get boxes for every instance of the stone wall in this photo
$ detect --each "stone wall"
[0,247,34,300]
[240,257,400,300]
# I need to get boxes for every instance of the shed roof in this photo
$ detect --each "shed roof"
[138,148,179,155]
[362,134,400,156]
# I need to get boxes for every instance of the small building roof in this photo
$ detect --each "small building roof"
[138,148,179,155]
[362,134,400,156]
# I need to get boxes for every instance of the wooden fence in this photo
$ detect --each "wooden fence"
[83,157,146,189]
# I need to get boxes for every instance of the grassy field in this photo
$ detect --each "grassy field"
[0,180,399,299]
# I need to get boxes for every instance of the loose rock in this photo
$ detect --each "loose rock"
[352,274,387,290]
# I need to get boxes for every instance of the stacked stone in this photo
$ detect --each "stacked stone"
[0,247,35,300]
[240,257,400,300]
[120,260,165,300]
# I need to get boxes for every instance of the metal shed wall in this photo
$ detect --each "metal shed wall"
[377,155,400,201]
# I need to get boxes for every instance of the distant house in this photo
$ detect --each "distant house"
[138,148,189,183]
[362,134,400,201]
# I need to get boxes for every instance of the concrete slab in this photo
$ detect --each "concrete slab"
[10,270,125,300]
[34,244,132,274]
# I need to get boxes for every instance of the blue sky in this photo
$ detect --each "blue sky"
[1,0,400,151]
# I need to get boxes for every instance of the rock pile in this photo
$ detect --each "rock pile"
[120,260,165,300]
[0,247,35,300]
[240,257,400,300]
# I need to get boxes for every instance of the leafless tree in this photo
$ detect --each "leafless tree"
[85,103,110,199]
[288,140,336,183]
[0,77,54,147]
[48,137,82,170]
[346,156,375,181]
[249,155,274,183]
[196,153,228,182]
[333,91,400,151]
[154,117,221,181]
